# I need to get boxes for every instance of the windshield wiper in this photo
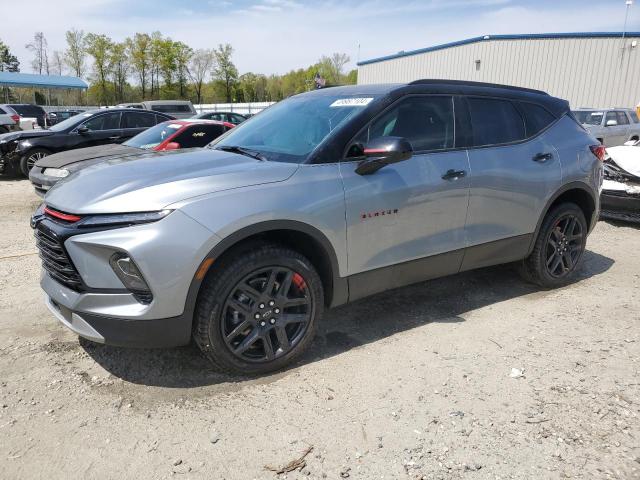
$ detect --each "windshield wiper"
[215,145,266,161]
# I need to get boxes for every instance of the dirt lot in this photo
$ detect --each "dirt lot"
[0,178,639,480]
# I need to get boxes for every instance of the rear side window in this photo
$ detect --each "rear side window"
[367,96,455,152]
[616,111,629,125]
[0,107,6,114]
[605,111,617,125]
[519,102,556,137]
[122,111,156,129]
[173,124,226,148]
[468,98,525,146]
[9,104,44,117]
[630,111,640,123]
[151,104,192,113]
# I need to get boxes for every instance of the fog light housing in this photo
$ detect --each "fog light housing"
[109,253,153,304]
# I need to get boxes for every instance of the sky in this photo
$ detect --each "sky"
[1,0,639,76]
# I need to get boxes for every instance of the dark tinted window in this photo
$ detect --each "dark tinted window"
[122,111,156,129]
[367,96,454,152]
[519,102,556,137]
[468,98,525,146]
[83,112,121,131]
[228,113,246,124]
[151,104,192,113]
[173,124,226,148]
[155,114,170,124]
[207,112,226,122]
[616,111,629,125]
[9,104,45,117]
[0,107,6,114]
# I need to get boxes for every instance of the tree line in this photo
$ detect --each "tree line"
[0,32,357,106]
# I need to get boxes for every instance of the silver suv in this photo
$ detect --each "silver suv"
[572,108,640,146]
[32,80,603,374]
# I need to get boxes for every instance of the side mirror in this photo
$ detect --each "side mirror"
[164,142,180,150]
[77,126,90,134]
[606,119,618,127]
[355,136,413,175]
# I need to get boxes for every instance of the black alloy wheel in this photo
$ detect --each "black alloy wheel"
[544,213,584,278]
[222,267,312,362]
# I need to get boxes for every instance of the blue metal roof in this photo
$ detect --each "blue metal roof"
[357,32,640,66]
[0,72,88,89]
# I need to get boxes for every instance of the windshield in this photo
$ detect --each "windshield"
[49,112,95,132]
[572,110,603,126]
[123,121,182,149]
[210,94,378,163]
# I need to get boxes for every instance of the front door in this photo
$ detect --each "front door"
[74,111,123,148]
[340,95,470,287]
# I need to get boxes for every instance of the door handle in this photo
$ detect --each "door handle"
[441,169,466,180]
[533,152,553,163]
[108,136,121,140]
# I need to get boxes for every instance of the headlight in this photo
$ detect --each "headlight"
[44,168,70,178]
[78,210,172,228]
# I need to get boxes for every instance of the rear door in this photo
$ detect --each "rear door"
[603,111,627,146]
[121,111,158,140]
[340,95,470,279]
[462,97,561,266]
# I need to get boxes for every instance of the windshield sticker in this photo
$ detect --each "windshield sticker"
[82,113,93,117]
[330,98,373,108]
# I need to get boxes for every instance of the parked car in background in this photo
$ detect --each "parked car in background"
[0,105,20,133]
[32,80,602,375]
[572,108,640,146]
[193,111,247,125]
[2,104,47,129]
[29,119,234,195]
[139,100,197,119]
[0,108,174,176]
[601,140,640,223]
[115,103,144,109]
[46,109,84,126]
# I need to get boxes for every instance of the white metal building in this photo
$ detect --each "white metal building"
[357,33,640,109]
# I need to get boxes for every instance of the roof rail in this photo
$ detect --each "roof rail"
[408,79,548,96]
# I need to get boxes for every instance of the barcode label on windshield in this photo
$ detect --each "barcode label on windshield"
[330,98,373,107]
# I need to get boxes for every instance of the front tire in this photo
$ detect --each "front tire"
[519,203,587,288]
[193,244,324,375]
[20,148,50,177]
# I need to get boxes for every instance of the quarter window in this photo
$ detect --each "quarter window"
[468,98,525,146]
[519,102,556,137]
[82,112,121,131]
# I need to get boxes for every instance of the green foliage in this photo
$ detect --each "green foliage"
[0,39,20,72]
[212,44,238,102]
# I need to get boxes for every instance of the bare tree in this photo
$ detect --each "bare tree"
[25,32,49,74]
[64,29,87,78]
[50,50,64,75]
[188,49,215,105]
[330,53,350,78]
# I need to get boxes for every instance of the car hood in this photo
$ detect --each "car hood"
[606,146,640,177]
[0,129,54,143]
[44,148,299,214]
[36,144,143,168]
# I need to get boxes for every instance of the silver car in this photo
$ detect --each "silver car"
[572,108,640,147]
[32,81,603,374]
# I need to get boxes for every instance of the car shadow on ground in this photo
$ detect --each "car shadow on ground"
[80,250,614,388]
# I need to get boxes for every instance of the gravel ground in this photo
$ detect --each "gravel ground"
[1,178,639,480]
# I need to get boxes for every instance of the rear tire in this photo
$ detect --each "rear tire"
[20,148,50,177]
[519,203,587,288]
[193,243,324,375]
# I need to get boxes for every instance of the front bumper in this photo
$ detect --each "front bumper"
[35,209,221,347]
[29,166,58,196]
[600,190,640,223]
[43,274,192,347]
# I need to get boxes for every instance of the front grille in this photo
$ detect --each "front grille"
[34,227,83,291]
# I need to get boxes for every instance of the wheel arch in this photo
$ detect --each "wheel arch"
[182,220,348,332]
[528,182,597,255]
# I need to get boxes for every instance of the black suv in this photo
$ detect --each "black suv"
[0,108,174,176]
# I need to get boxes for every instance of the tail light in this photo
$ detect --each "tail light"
[590,145,606,162]
[10,114,20,124]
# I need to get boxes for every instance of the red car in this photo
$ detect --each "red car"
[29,119,234,196]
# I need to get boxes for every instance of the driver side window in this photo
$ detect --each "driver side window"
[346,96,455,158]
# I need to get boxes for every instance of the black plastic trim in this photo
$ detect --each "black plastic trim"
[460,234,532,272]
